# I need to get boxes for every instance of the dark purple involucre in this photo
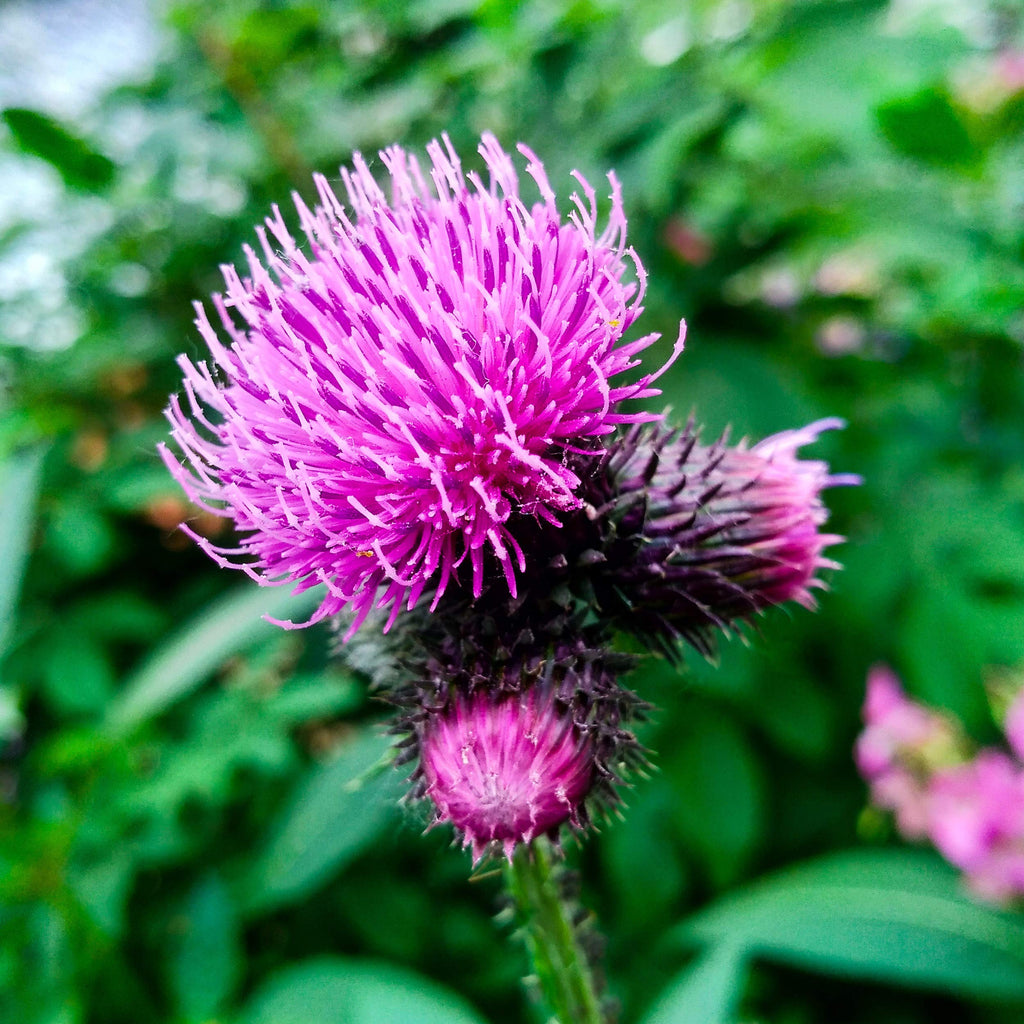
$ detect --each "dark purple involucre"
[159,133,684,633]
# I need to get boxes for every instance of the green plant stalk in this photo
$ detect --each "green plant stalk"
[505,839,606,1024]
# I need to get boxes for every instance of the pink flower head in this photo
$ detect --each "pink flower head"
[855,666,962,841]
[160,133,684,632]
[736,418,861,610]
[855,665,955,780]
[419,689,594,862]
[855,666,1024,902]
[928,751,1024,902]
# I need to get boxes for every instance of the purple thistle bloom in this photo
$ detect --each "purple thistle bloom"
[385,614,647,858]
[419,688,594,863]
[159,133,684,632]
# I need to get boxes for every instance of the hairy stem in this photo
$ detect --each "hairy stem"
[505,840,606,1024]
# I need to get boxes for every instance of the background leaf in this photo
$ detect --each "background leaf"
[169,873,241,1023]
[638,943,748,1024]
[0,446,45,662]
[105,583,325,733]
[677,850,1024,1003]
[240,727,404,915]
[237,957,491,1024]
[1,108,117,192]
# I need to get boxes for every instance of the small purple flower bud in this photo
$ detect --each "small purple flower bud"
[420,689,594,862]
[594,418,858,654]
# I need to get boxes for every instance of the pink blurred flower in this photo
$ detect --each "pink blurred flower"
[1004,688,1024,762]
[870,768,931,840]
[856,666,1024,903]
[160,133,683,633]
[855,665,954,781]
[855,666,953,840]
[996,50,1024,94]
[929,752,1024,902]
[419,689,594,862]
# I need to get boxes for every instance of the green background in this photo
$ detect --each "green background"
[4,1,1024,1021]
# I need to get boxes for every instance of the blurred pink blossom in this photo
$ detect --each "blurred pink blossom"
[929,752,1024,902]
[856,666,1024,903]
[1004,688,1024,762]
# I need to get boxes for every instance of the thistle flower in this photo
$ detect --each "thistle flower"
[419,689,595,862]
[160,133,683,632]
[582,417,858,655]
[381,607,646,861]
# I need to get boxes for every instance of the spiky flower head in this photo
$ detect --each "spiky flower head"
[378,603,646,860]
[159,133,683,632]
[586,417,858,655]
[419,689,595,862]
[387,610,643,860]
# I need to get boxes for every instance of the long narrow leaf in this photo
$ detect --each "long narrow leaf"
[674,849,1024,1002]
[240,728,403,915]
[0,445,46,661]
[106,583,324,733]
[639,943,748,1024]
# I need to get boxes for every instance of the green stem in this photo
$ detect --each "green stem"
[505,839,606,1024]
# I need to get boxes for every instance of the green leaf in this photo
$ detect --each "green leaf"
[237,957,490,1024]
[169,873,241,1022]
[67,849,134,937]
[0,446,45,661]
[43,499,117,577]
[2,108,117,192]
[676,849,1024,1002]
[639,944,748,1024]
[40,627,116,717]
[875,88,977,168]
[600,777,689,936]
[104,583,325,733]
[240,728,403,915]
[661,708,764,886]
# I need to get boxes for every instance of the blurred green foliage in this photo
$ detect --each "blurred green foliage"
[3,0,1024,1022]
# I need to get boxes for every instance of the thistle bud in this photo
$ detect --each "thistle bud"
[594,418,857,655]
[419,689,595,862]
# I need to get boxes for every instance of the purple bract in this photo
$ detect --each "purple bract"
[160,133,683,632]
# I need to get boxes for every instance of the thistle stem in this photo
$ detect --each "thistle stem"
[505,839,606,1024]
